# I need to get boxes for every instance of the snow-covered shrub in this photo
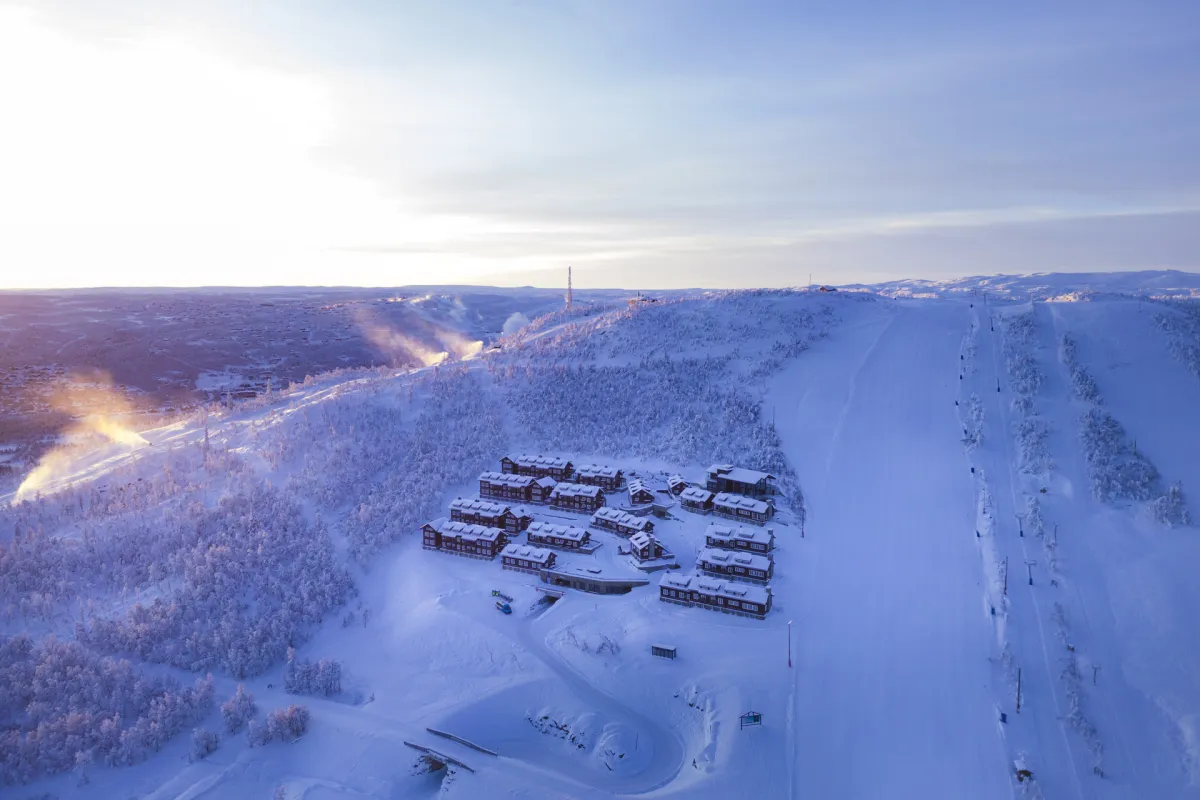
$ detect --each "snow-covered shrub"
[1003,310,1044,397]
[284,649,342,697]
[961,393,984,449]
[1079,409,1161,503]
[1012,416,1052,476]
[250,705,310,746]
[1061,334,1187,523]
[221,684,258,733]
[0,636,213,784]
[1155,301,1200,383]
[1060,335,1102,404]
[1149,482,1191,528]
[1025,495,1045,538]
[999,311,1052,478]
[190,728,219,760]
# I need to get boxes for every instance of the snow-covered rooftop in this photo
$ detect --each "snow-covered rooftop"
[508,454,571,469]
[713,492,770,514]
[707,464,776,484]
[479,471,534,488]
[527,520,588,542]
[428,518,505,543]
[680,486,714,503]
[698,547,771,573]
[705,522,774,547]
[592,506,650,529]
[449,497,511,515]
[628,478,654,498]
[550,482,601,499]
[629,531,655,551]
[576,463,620,479]
[501,543,555,565]
[660,573,770,605]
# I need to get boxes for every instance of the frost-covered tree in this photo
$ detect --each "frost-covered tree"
[249,705,310,746]
[190,728,219,760]
[220,684,258,733]
[284,649,342,697]
[1150,482,1191,528]
[0,636,213,784]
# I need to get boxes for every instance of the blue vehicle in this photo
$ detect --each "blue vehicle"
[495,601,512,615]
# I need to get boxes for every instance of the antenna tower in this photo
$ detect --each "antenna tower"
[567,265,573,309]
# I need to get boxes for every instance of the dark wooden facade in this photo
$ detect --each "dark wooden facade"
[574,463,624,491]
[549,482,605,513]
[629,531,665,562]
[526,520,591,550]
[696,548,773,583]
[478,471,535,503]
[449,498,532,533]
[712,492,773,525]
[500,454,575,481]
[679,486,714,514]
[591,506,653,536]
[658,574,771,619]
[501,543,556,574]
[421,518,508,560]
[705,464,778,497]
[705,522,774,553]
[627,479,655,506]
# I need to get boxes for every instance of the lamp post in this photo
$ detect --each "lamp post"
[788,620,793,668]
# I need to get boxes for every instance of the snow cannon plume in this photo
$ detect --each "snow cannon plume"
[15,371,148,502]
[352,307,482,367]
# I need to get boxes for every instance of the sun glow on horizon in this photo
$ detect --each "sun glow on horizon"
[0,7,504,289]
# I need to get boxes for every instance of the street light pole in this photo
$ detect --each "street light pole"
[788,620,793,668]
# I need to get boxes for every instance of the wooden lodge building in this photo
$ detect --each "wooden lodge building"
[679,486,714,514]
[705,522,774,554]
[628,531,665,563]
[696,547,773,583]
[713,492,773,525]
[526,520,591,550]
[627,478,656,506]
[422,518,508,560]
[500,454,574,481]
[501,543,556,574]
[449,497,532,533]
[548,482,605,513]
[658,573,772,619]
[666,475,689,496]
[478,471,556,505]
[574,463,624,491]
[591,506,654,537]
[705,464,778,497]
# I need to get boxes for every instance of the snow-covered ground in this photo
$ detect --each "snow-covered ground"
[3,278,1200,799]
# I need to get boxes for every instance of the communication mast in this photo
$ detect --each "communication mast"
[566,265,573,309]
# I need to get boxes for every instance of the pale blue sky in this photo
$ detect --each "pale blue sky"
[2,1,1198,288]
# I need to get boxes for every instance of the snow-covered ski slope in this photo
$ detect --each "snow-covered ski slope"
[4,282,1200,799]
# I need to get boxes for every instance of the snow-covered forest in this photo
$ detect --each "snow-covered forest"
[2,286,1199,800]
